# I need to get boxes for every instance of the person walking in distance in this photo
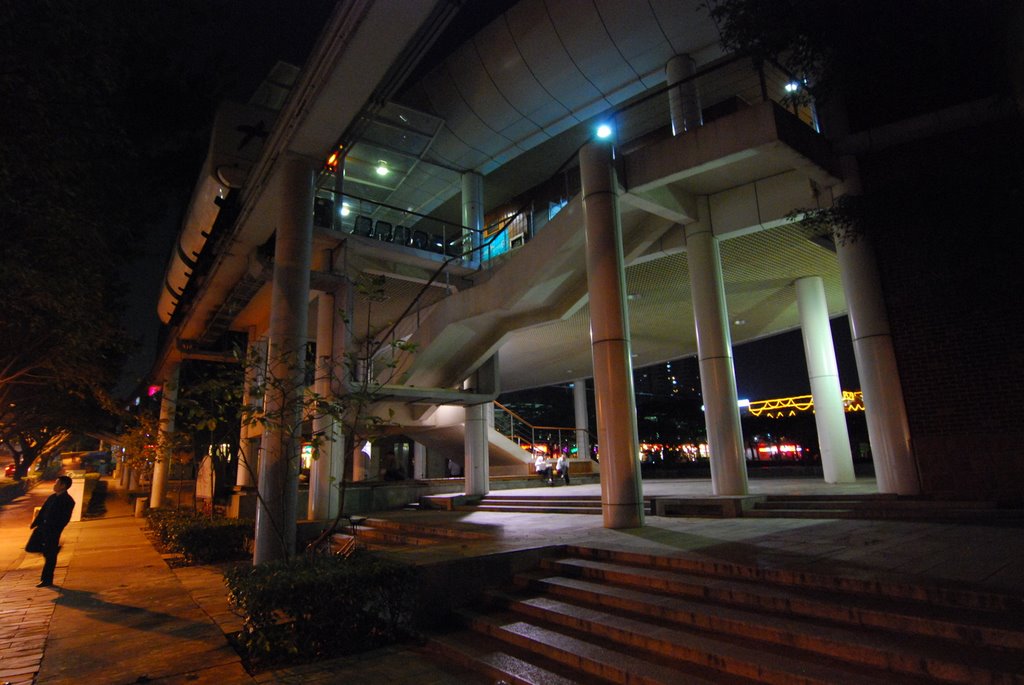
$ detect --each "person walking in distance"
[27,475,75,588]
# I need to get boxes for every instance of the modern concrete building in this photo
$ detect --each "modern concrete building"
[148,1,1023,557]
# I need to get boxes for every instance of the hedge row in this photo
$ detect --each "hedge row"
[148,508,253,563]
[224,552,415,666]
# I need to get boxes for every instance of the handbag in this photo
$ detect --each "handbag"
[25,527,46,553]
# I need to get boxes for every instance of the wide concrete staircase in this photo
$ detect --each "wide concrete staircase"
[424,545,1024,684]
[455,493,655,516]
[743,494,1024,525]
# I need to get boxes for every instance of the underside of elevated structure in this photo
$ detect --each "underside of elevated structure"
[148,0,933,541]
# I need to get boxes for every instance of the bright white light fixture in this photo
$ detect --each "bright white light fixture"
[375,160,389,176]
[340,202,351,217]
[785,81,800,93]
[596,123,613,139]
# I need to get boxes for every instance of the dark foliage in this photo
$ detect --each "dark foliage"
[224,553,416,667]
[148,508,253,564]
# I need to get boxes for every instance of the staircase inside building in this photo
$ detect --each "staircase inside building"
[423,545,1024,685]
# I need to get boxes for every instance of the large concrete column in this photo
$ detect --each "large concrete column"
[413,442,427,479]
[464,354,497,496]
[573,378,591,462]
[686,199,748,495]
[253,155,315,563]
[835,225,919,494]
[235,335,264,489]
[795,276,856,483]
[309,290,338,520]
[462,171,483,257]
[667,54,702,136]
[150,363,179,509]
[464,403,489,496]
[580,142,644,528]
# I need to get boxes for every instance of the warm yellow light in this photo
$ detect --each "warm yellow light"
[747,391,864,418]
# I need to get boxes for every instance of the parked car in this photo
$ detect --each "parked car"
[3,463,16,478]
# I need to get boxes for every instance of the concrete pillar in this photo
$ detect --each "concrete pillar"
[253,155,315,564]
[413,442,427,479]
[667,54,702,136]
[580,141,644,528]
[464,403,489,496]
[309,290,338,520]
[795,276,856,483]
[835,221,919,494]
[352,444,367,482]
[462,171,483,257]
[236,336,264,489]
[573,378,591,462]
[686,198,748,495]
[150,363,179,509]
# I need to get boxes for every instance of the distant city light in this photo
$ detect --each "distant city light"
[596,123,613,139]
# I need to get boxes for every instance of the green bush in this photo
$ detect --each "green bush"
[148,508,253,563]
[224,552,415,665]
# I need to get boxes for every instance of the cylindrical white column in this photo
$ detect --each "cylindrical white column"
[795,276,856,483]
[835,230,919,494]
[686,199,748,495]
[462,172,483,256]
[150,363,180,509]
[413,442,427,479]
[573,378,591,463]
[580,142,644,529]
[667,54,702,136]
[254,155,314,564]
[309,290,335,520]
[236,336,264,489]
[352,444,366,482]
[464,403,489,496]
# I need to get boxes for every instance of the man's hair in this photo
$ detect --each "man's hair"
[56,475,73,488]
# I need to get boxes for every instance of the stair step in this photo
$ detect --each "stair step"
[511,573,1023,684]
[458,504,605,514]
[545,557,1024,650]
[487,594,915,685]
[361,516,493,540]
[425,630,590,685]
[349,526,442,546]
[743,508,1024,523]
[478,498,604,507]
[757,498,998,510]
[763,493,899,502]
[566,545,1024,614]
[463,610,755,685]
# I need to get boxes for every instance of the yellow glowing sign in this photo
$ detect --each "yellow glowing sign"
[747,391,864,418]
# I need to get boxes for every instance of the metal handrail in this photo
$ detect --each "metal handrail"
[493,401,592,458]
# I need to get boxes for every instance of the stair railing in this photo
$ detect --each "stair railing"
[493,401,590,458]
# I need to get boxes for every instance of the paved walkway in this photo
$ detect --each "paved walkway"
[2,476,1022,684]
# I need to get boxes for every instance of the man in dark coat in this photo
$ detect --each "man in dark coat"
[27,475,75,588]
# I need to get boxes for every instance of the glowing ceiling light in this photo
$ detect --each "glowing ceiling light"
[596,123,613,139]
[375,160,389,176]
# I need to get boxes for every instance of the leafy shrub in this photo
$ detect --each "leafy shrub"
[148,508,253,563]
[224,552,415,665]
